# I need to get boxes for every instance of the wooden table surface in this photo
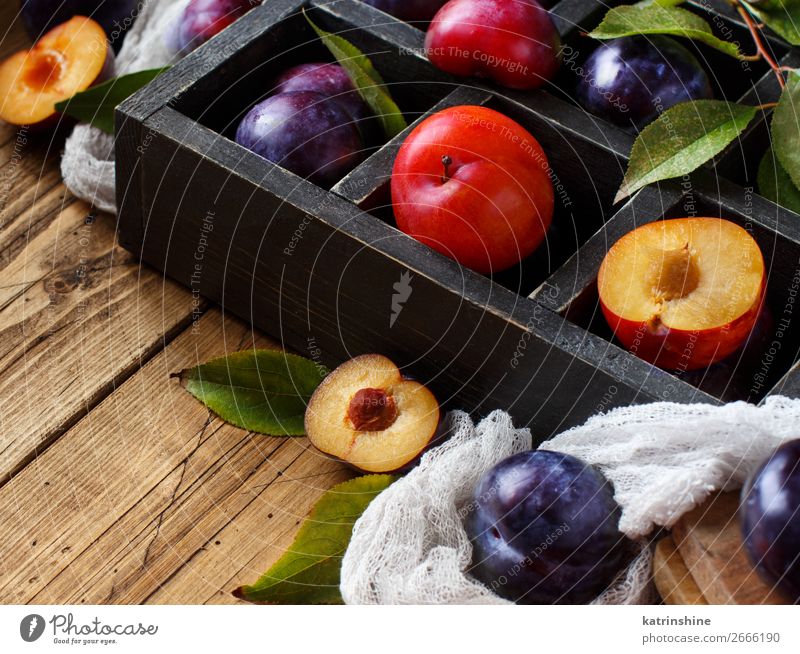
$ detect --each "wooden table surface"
[0,7,351,604]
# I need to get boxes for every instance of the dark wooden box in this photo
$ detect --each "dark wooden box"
[115,0,800,439]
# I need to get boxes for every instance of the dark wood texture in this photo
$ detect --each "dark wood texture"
[122,0,800,440]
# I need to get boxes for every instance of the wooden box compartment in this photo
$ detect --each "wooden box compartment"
[530,176,800,404]
[116,0,800,440]
[550,0,788,123]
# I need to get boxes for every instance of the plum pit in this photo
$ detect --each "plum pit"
[347,387,398,431]
[23,50,65,90]
[648,244,700,303]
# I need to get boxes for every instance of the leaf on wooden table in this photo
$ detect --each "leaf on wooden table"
[233,474,396,604]
[758,146,800,214]
[771,70,800,191]
[743,0,800,46]
[305,12,408,139]
[54,68,169,134]
[178,350,328,436]
[615,100,759,202]
[589,5,742,58]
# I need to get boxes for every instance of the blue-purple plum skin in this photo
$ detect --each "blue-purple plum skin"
[164,0,255,56]
[465,450,626,604]
[362,0,448,22]
[275,63,370,125]
[20,0,139,42]
[741,439,800,602]
[575,35,713,130]
[235,91,365,187]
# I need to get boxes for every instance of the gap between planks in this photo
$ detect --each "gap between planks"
[0,309,352,604]
[0,198,204,485]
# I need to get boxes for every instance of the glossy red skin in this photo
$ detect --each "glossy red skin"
[424,0,561,90]
[391,105,554,273]
[600,277,766,371]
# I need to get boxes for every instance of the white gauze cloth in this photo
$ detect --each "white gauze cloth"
[340,397,800,604]
[61,0,187,214]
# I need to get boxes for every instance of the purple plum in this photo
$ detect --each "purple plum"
[361,0,449,23]
[575,35,713,130]
[741,439,800,602]
[20,0,140,42]
[164,0,257,56]
[235,90,365,187]
[275,63,370,125]
[465,450,626,604]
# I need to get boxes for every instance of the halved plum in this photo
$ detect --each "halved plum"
[0,16,113,127]
[598,218,766,371]
[304,354,440,473]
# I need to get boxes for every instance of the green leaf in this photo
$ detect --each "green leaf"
[233,474,396,604]
[589,5,742,58]
[305,12,408,139]
[54,68,169,134]
[616,100,759,202]
[636,0,687,7]
[178,350,328,435]
[771,71,800,191]
[743,0,800,46]
[758,146,800,213]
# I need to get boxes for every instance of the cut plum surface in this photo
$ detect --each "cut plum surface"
[598,218,765,370]
[0,16,112,126]
[304,354,440,473]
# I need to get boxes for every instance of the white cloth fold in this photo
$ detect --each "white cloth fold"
[61,0,187,213]
[341,398,800,604]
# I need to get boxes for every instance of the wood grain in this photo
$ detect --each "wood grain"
[0,202,197,483]
[653,537,707,605]
[0,308,351,604]
[672,492,788,605]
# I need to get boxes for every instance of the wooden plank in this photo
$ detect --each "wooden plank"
[672,492,788,605]
[0,201,197,482]
[0,126,71,273]
[653,537,707,605]
[150,444,350,605]
[0,308,351,604]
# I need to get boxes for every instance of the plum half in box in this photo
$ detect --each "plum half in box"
[116,0,758,438]
[531,172,800,405]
